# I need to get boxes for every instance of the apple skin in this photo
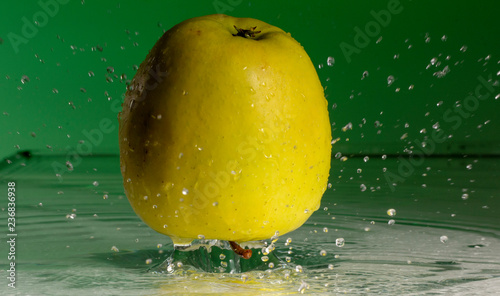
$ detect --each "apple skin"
[119,14,331,245]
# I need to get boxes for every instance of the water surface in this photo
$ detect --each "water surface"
[1,152,499,295]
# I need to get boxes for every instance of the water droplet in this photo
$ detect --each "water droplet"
[240,274,249,282]
[440,235,448,243]
[21,75,30,84]
[220,261,227,268]
[388,219,396,225]
[145,258,153,265]
[387,208,396,217]
[360,184,367,192]
[323,227,328,233]
[433,65,450,78]
[143,196,148,200]
[103,194,108,200]
[327,56,335,66]
[111,246,119,252]
[163,224,168,228]
[219,254,226,260]
[441,35,447,42]
[298,281,309,294]
[182,188,189,195]
[335,238,345,247]
[363,156,369,162]
[268,262,275,268]
[466,164,473,170]
[92,181,99,187]
[261,256,269,262]
[387,75,395,86]
[320,250,327,256]
[432,122,440,130]
[212,201,218,206]
[328,264,334,270]
[461,193,469,200]
[107,66,114,73]
[66,161,74,171]
[295,265,303,273]
[271,231,279,242]
[460,45,467,52]
[342,122,353,132]
[197,234,205,240]
[361,71,369,80]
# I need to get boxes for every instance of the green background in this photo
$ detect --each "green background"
[1,0,499,161]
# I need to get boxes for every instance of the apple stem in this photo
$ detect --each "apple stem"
[232,25,261,38]
[229,241,252,259]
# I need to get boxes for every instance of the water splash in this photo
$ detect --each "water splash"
[154,239,286,273]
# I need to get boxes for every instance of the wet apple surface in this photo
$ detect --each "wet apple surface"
[119,14,332,246]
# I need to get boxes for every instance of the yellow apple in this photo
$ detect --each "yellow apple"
[119,14,331,247]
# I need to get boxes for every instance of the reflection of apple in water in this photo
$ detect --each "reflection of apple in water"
[119,14,331,257]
